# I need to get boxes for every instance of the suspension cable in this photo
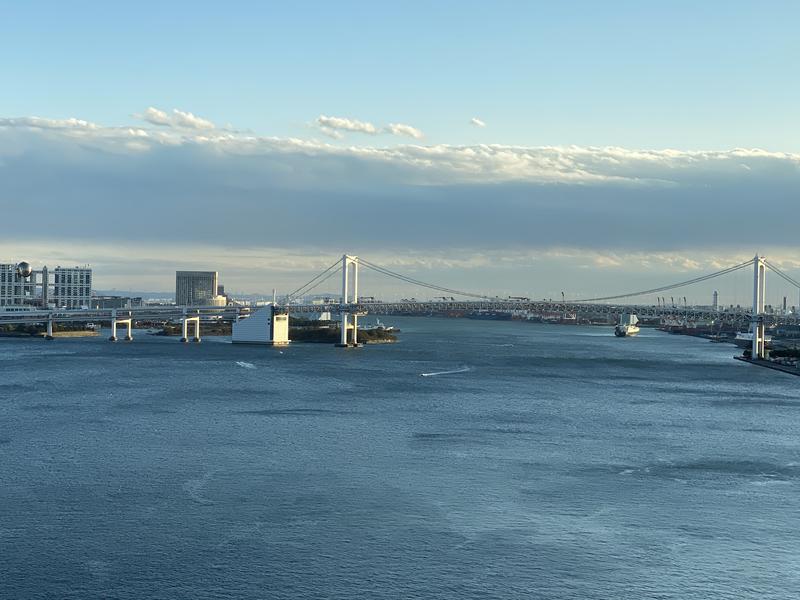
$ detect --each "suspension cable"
[296,265,343,299]
[572,260,753,303]
[290,255,759,306]
[285,258,342,302]
[764,260,800,289]
[357,258,498,300]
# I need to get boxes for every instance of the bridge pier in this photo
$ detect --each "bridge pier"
[336,312,362,347]
[270,306,290,345]
[109,310,133,341]
[45,316,54,340]
[180,315,201,343]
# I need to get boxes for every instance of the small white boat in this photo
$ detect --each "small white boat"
[363,318,396,332]
[614,313,640,337]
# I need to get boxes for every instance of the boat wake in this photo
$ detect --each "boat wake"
[421,366,471,377]
[235,361,256,369]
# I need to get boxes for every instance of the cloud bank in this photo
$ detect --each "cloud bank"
[1,112,799,296]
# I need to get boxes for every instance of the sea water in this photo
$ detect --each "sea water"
[1,318,799,599]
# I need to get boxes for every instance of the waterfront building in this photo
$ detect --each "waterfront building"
[176,271,227,306]
[53,266,92,309]
[0,263,34,306]
[1,261,91,308]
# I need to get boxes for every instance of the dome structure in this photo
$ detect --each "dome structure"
[16,261,32,278]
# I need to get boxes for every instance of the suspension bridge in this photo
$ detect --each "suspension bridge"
[1,254,798,360]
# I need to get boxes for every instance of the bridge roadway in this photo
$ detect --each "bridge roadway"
[0,306,244,326]
[287,300,797,325]
[1,300,797,327]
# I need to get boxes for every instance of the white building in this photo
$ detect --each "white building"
[0,262,92,308]
[0,263,34,306]
[52,266,92,308]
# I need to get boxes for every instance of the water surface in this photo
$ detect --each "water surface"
[1,318,799,599]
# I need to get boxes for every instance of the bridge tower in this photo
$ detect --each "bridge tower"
[751,255,767,359]
[337,254,362,347]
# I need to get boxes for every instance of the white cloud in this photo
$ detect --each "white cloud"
[384,122,424,139]
[136,107,215,130]
[139,107,171,127]
[171,108,215,130]
[0,116,99,130]
[316,114,378,135]
[2,115,798,187]
[318,127,344,140]
[316,115,424,139]
[470,117,486,128]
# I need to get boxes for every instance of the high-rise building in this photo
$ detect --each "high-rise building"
[176,271,219,306]
[0,263,34,306]
[1,261,91,308]
[52,266,92,308]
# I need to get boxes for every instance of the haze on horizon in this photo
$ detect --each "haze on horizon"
[1,1,798,306]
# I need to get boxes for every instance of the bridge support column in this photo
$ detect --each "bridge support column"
[181,316,201,343]
[45,317,54,340]
[336,255,363,348]
[270,306,290,346]
[109,309,118,341]
[751,255,767,359]
[339,312,348,346]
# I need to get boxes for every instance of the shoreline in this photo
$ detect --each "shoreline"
[733,356,800,377]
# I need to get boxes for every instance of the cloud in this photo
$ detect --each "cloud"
[0,116,99,130]
[384,123,424,139]
[2,113,800,296]
[315,115,424,139]
[137,107,215,130]
[316,114,378,135]
[470,117,486,128]
[139,107,170,126]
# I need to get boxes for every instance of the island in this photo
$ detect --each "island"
[151,316,398,344]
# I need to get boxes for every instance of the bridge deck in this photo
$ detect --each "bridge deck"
[1,301,796,326]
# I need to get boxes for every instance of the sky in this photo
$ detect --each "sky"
[1,1,799,305]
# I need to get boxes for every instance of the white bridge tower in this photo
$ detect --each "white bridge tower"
[751,255,767,360]
[337,254,363,347]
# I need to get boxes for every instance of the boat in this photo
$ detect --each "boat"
[363,319,397,332]
[614,313,640,337]
[734,330,772,349]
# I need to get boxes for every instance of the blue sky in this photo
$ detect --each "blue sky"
[2,1,797,150]
[1,1,799,302]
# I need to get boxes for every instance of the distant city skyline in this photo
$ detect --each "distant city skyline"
[1,1,798,304]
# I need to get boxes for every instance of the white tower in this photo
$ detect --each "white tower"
[338,255,361,347]
[751,255,767,359]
